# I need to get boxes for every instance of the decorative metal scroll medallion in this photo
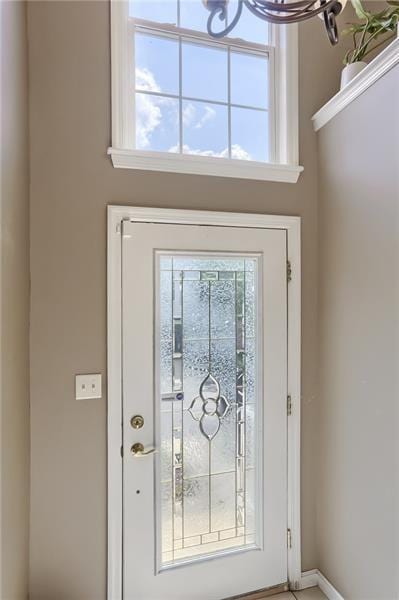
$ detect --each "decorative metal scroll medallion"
[189,373,230,440]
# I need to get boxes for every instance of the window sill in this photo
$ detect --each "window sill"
[107,148,304,183]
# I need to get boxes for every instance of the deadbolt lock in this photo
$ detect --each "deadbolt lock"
[131,415,144,429]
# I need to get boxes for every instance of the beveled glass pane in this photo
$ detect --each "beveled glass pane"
[157,253,260,568]
[161,482,173,552]
[173,257,245,271]
[182,339,209,409]
[211,408,236,474]
[183,280,209,340]
[210,339,236,406]
[183,410,209,479]
[183,476,210,537]
[211,472,236,531]
[245,468,256,534]
[246,336,256,404]
[210,279,236,339]
[245,271,255,338]
[246,404,255,469]
[160,411,172,481]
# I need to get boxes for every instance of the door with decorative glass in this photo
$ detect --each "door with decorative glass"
[122,221,288,600]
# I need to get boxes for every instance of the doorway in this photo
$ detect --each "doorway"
[107,207,301,599]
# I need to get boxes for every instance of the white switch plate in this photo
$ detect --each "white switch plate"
[75,374,102,400]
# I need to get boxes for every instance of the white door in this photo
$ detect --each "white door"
[122,220,288,600]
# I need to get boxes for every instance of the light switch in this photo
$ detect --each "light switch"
[75,374,102,400]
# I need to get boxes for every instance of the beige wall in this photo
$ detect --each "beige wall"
[0,1,30,598]
[317,66,399,599]
[27,2,346,597]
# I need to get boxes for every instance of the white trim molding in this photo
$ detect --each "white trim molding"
[300,570,345,600]
[107,148,303,183]
[312,37,399,131]
[107,206,302,599]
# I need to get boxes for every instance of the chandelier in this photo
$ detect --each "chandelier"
[204,0,347,45]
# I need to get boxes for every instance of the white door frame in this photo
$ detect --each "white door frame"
[107,205,301,599]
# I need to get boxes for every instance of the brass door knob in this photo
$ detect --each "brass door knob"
[131,415,144,429]
[130,442,157,457]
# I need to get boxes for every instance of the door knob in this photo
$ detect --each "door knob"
[130,442,157,457]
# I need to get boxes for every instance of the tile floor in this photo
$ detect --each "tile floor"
[269,588,327,600]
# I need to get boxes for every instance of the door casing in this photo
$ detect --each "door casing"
[107,206,301,599]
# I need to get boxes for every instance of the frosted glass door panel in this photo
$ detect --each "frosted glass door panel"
[157,254,261,568]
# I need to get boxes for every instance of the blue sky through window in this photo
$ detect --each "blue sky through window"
[131,0,270,162]
[130,0,177,24]
[182,43,228,103]
[231,107,269,162]
[136,33,179,95]
[182,100,228,156]
[136,93,179,151]
[231,52,268,109]
[129,0,269,44]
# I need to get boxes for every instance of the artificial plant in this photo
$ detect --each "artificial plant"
[343,0,399,64]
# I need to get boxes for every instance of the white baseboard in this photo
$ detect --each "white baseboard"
[299,569,319,589]
[299,570,344,600]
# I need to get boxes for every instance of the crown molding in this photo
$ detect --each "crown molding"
[312,37,399,131]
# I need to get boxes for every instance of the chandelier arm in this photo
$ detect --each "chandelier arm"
[244,0,341,43]
[205,0,342,44]
[323,6,339,44]
[206,0,244,38]
[243,0,341,22]
[249,0,327,11]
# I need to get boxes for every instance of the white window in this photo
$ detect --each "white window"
[109,0,302,182]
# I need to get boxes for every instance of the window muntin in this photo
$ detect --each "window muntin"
[129,1,272,162]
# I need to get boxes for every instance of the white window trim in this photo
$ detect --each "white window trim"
[108,0,303,183]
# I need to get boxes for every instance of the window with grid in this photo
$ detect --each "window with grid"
[110,0,301,181]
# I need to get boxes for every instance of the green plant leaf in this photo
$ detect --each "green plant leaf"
[350,0,370,18]
[344,2,398,65]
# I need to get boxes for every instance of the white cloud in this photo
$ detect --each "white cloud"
[182,103,217,130]
[230,144,252,161]
[135,67,160,93]
[194,106,216,129]
[135,68,180,150]
[136,93,162,149]
[183,102,196,127]
[168,144,252,161]
[135,68,163,149]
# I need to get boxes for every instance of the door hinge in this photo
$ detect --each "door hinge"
[287,395,292,416]
[287,528,292,549]
[120,445,124,458]
[287,260,292,283]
